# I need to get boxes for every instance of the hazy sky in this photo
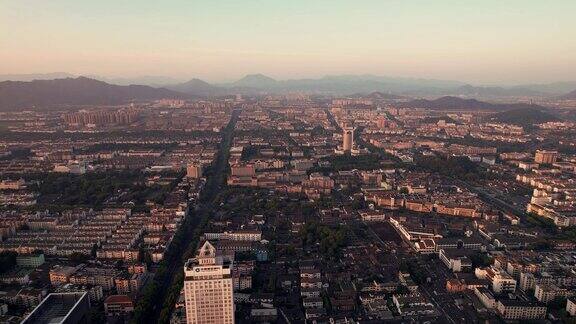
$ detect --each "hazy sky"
[1,0,576,84]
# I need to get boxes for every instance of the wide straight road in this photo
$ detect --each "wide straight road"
[325,108,342,131]
[141,109,240,324]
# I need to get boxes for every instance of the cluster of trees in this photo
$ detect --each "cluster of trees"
[0,251,17,274]
[132,264,168,323]
[300,222,349,259]
[489,107,560,129]
[240,145,258,161]
[421,116,458,124]
[399,258,429,285]
[526,213,556,230]
[214,187,319,219]
[318,154,383,172]
[558,227,576,243]
[525,215,576,244]
[69,252,91,264]
[248,263,276,293]
[521,214,576,245]
[414,154,481,181]
[349,195,367,210]
[0,147,31,160]
[310,125,329,137]
[78,142,177,154]
[548,297,569,311]
[35,171,139,206]
[442,135,534,153]
[530,240,554,251]
[0,121,12,132]
[29,170,181,211]
[469,252,493,268]
[1,129,213,142]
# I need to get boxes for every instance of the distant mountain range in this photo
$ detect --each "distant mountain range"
[0,73,184,87]
[365,91,405,100]
[402,96,561,126]
[400,96,548,111]
[228,74,279,88]
[215,74,467,95]
[1,77,558,114]
[444,85,547,97]
[488,107,560,127]
[0,77,186,110]
[162,74,469,96]
[1,74,576,110]
[522,82,576,95]
[560,89,576,100]
[167,74,576,98]
[2,72,576,98]
[165,78,228,96]
[0,72,76,82]
[86,75,184,87]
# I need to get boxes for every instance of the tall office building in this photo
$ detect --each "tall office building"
[377,116,387,129]
[342,127,354,152]
[184,241,234,324]
[534,150,558,164]
[186,163,203,179]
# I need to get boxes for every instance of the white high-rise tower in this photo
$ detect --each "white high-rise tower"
[184,241,234,324]
[342,127,354,152]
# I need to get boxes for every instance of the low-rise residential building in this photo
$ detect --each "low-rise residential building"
[476,267,517,294]
[534,283,573,304]
[104,295,134,317]
[16,253,45,268]
[474,287,496,310]
[439,249,473,272]
[496,299,546,320]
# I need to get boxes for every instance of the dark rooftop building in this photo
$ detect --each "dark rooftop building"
[21,292,91,324]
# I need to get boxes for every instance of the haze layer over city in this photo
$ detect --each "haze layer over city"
[1,1,576,324]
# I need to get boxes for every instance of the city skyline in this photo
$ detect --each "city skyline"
[2,1,576,323]
[2,0,576,84]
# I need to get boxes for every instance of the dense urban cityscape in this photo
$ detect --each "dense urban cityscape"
[0,89,575,323]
